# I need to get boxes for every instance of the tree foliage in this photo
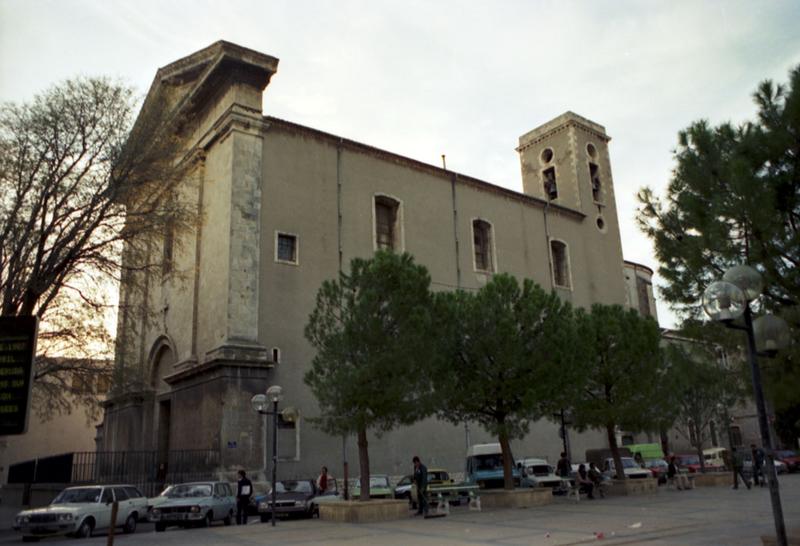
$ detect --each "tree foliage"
[570,304,665,480]
[0,77,194,415]
[304,251,435,500]
[432,275,583,489]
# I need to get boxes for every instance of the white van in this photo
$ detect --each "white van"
[702,447,728,470]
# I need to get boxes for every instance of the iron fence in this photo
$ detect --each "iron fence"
[8,450,220,497]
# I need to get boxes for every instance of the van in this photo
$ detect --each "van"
[465,443,526,489]
[702,447,728,470]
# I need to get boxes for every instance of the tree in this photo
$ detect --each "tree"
[664,340,745,472]
[304,251,435,501]
[570,304,665,480]
[432,275,583,490]
[636,64,800,434]
[0,77,193,415]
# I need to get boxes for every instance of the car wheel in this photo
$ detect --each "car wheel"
[260,513,269,523]
[123,513,137,534]
[75,518,93,538]
[223,510,233,526]
[155,522,166,532]
[199,511,212,527]
[311,504,319,518]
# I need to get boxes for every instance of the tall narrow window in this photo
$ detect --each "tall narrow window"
[550,240,570,288]
[636,276,652,317]
[374,196,400,251]
[162,222,174,275]
[543,167,558,200]
[589,162,602,202]
[472,219,494,272]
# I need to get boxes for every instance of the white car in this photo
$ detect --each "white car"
[517,458,564,489]
[13,484,147,542]
[603,457,652,479]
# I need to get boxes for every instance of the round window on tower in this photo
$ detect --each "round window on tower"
[540,148,554,165]
[596,216,607,233]
[587,143,597,159]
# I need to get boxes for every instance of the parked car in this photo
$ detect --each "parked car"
[394,468,452,502]
[147,485,174,514]
[516,458,563,489]
[603,457,652,479]
[742,453,787,475]
[644,459,669,484]
[775,450,800,473]
[247,482,271,515]
[350,475,394,499]
[148,481,235,532]
[13,484,147,542]
[675,453,702,473]
[258,479,319,520]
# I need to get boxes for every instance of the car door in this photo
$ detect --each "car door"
[213,483,227,519]
[112,487,133,525]
[124,486,147,516]
[223,483,235,514]
[94,487,114,530]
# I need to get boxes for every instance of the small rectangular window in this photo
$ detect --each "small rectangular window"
[551,240,570,288]
[472,220,494,272]
[636,276,651,316]
[276,233,298,264]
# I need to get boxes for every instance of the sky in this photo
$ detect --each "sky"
[2,0,800,328]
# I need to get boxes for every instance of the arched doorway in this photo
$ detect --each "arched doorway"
[149,338,176,473]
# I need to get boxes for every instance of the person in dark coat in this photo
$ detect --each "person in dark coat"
[412,456,428,516]
[751,444,765,487]
[556,452,572,478]
[236,470,253,524]
[731,447,751,490]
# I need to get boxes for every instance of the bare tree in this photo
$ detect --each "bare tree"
[0,77,195,416]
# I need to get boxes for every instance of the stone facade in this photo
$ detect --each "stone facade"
[100,41,644,479]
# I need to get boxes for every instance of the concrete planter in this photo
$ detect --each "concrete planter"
[479,488,553,509]
[692,472,732,487]
[605,478,657,496]
[318,499,410,523]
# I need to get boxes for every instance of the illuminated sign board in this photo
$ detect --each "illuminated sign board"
[0,316,38,436]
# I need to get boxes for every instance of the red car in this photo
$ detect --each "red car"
[676,454,702,473]
[645,459,668,484]
[775,450,800,473]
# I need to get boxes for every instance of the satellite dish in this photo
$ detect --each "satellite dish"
[281,406,300,423]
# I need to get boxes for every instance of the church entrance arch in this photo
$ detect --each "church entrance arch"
[149,337,176,472]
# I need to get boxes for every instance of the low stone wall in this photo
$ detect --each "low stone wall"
[605,478,657,496]
[761,528,800,546]
[692,472,732,487]
[479,488,553,509]
[319,499,410,523]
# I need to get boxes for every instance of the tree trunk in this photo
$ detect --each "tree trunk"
[357,426,370,501]
[660,427,670,458]
[606,423,625,480]
[498,428,514,490]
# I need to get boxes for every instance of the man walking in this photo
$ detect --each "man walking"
[731,447,751,490]
[413,456,428,516]
[751,444,765,487]
[236,470,253,524]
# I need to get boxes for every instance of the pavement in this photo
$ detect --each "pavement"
[0,474,797,545]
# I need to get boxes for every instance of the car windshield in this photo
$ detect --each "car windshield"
[646,460,668,468]
[52,488,101,504]
[680,455,700,465]
[529,465,552,476]
[397,476,412,486]
[370,477,390,488]
[474,454,503,471]
[621,458,639,469]
[776,450,797,458]
[429,471,448,481]
[166,484,212,498]
[275,481,314,494]
[158,486,174,497]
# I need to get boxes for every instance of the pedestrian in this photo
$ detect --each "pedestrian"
[316,465,335,493]
[556,452,572,478]
[576,464,595,499]
[731,447,751,490]
[588,462,605,498]
[412,456,428,516]
[236,470,253,524]
[667,456,689,490]
[750,444,765,487]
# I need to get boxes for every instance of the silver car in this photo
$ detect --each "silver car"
[149,481,235,532]
[13,484,147,541]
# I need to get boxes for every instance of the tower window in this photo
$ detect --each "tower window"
[374,196,401,251]
[636,276,652,317]
[590,162,602,202]
[275,232,298,264]
[543,167,558,200]
[472,219,494,272]
[550,240,570,288]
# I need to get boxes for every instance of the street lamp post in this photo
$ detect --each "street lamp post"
[251,385,284,528]
[702,265,791,546]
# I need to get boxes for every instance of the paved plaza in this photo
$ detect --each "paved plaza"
[1,475,797,545]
